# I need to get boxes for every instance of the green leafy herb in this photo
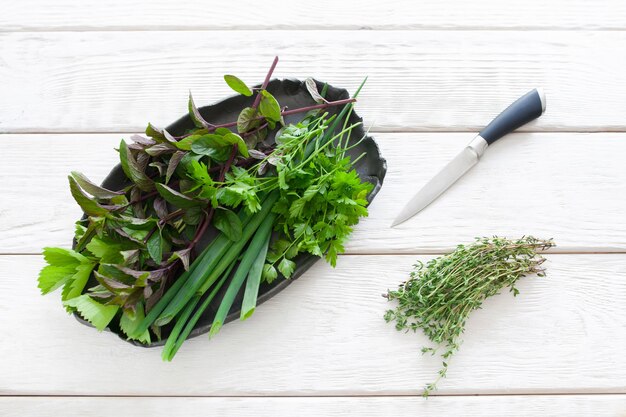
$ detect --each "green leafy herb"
[188,92,212,130]
[120,302,151,343]
[213,207,243,242]
[119,139,154,191]
[224,75,253,97]
[146,231,164,264]
[70,171,123,199]
[258,90,282,122]
[155,182,202,209]
[384,236,555,396]
[68,175,110,217]
[64,294,119,331]
[237,107,260,134]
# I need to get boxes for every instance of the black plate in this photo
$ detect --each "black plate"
[75,79,387,346]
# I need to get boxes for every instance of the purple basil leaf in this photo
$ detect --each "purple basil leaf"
[111,227,145,245]
[119,140,153,191]
[120,249,140,265]
[163,129,178,144]
[94,271,131,290]
[68,175,109,217]
[155,182,203,209]
[128,143,146,151]
[146,123,166,142]
[305,78,328,104]
[130,134,156,146]
[168,248,191,271]
[166,151,185,184]
[248,149,266,160]
[153,197,169,219]
[188,92,213,130]
[146,275,168,312]
[143,285,153,300]
[136,151,150,172]
[145,143,176,157]
[149,161,167,176]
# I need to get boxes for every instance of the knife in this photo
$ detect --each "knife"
[391,88,546,227]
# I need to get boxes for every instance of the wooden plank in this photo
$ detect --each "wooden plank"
[1,31,626,133]
[1,395,625,417]
[1,133,624,254]
[2,0,626,31]
[1,254,624,395]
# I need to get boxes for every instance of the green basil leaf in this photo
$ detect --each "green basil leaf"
[190,134,231,155]
[190,134,233,161]
[244,128,267,150]
[237,107,260,133]
[215,127,233,136]
[146,231,163,264]
[224,75,253,96]
[213,207,242,242]
[176,152,203,178]
[182,205,204,225]
[222,132,249,157]
[259,90,281,122]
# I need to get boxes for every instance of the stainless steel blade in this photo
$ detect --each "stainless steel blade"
[391,146,480,227]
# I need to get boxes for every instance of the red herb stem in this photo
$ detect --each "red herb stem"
[174,97,356,140]
[252,56,279,109]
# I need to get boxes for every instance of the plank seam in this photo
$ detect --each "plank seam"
[2,392,625,398]
[2,27,626,33]
[0,391,626,401]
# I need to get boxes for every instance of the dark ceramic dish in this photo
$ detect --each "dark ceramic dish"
[75,79,387,346]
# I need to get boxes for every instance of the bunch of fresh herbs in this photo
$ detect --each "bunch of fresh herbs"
[38,57,373,358]
[384,236,555,396]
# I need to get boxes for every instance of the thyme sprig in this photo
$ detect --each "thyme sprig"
[384,236,555,396]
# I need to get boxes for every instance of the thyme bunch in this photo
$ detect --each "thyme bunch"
[384,236,555,396]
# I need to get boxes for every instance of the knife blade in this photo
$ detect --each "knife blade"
[391,88,546,227]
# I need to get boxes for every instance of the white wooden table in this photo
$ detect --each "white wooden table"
[1,1,625,415]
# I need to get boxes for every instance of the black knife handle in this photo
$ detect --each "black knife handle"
[479,88,546,145]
